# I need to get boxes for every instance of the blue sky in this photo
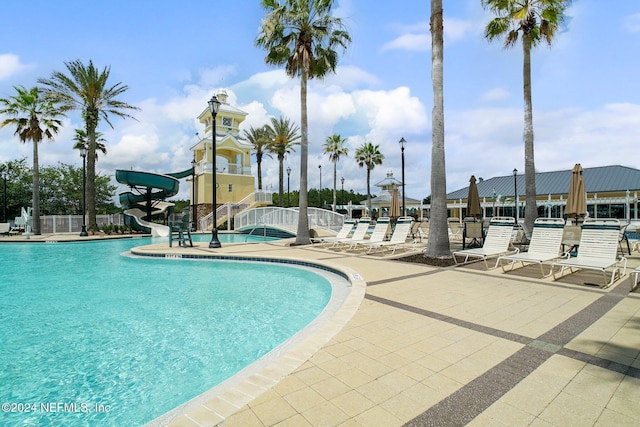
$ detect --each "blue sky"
[1,0,639,202]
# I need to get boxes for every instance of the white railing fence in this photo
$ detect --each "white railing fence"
[199,191,273,231]
[37,214,125,234]
[234,207,345,235]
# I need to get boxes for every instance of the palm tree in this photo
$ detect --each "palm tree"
[355,142,384,215]
[267,116,300,207]
[39,59,139,228]
[72,129,107,160]
[323,134,348,211]
[256,0,351,245]
[425,0,451,259]
[482,0,570,233]
[0,86,65,234]
[243,125,273,190]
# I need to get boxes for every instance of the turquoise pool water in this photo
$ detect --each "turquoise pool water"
[0,236,332,426]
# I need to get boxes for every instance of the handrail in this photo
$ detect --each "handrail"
[233,207,345,235]
[199,191,272,231]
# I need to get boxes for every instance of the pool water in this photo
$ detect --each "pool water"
[0,236,332,426]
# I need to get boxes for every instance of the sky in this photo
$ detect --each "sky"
[1,0,639,203]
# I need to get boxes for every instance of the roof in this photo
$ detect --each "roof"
[447,165,640,200]
[374,172,403,188]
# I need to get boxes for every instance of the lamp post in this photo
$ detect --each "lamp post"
[513,168,518,223]
[191,156,197,231]
[286,166,291,208]
[208,95,222,248]
[318,164,322,208]
[399,137,406,217]
[1,165,9,223]
[341,176,345,207]
[80,146,88,236]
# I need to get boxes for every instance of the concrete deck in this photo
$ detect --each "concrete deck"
[4,233,639,426]
[127,237,640,427]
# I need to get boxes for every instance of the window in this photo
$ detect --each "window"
[228,184,233,192]
[222,117,232,127]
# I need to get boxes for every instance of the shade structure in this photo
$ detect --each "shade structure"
[390,185,401,218]
[466,175,482,218]
[565,164,587,219]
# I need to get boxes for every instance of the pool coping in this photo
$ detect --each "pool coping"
[133,243,367,427]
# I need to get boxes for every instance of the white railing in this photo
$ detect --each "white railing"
[234,207,345,235]
[37,214,125,234]
[199,191,273,231]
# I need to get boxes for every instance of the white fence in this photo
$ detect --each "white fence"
[234,207,345,235]
[38,214,125,234]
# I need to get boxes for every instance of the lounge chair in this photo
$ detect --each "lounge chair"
[362,216,416,255]
[551,218,627,288]
[452,217,517,269]
[630,267,640,292]
[410,221,426,242]
[0,222,10,236]
[311,219,355,246]
[327,217,371,249]
[342,217,389,251]
[625,221,640,253]
[497,218,566,277]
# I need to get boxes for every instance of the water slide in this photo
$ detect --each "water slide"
[116,168,193,237]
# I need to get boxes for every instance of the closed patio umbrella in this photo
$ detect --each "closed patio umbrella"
[466,175,482,218]
[390,185,401,218]
[565,164,587,219]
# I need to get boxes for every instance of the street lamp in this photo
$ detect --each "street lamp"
[286,166,291,207]
[399,137,406,216]
[341,176,345,207]
[0,165,10,223]
[318,164,322,208]
[208,95,222,248]
[513,168,518,223]
[80,146,88,236]
[191,156,197,231]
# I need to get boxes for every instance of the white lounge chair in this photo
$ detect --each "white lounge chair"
[629,267,640,292]
[498,218,566,277]
[311,219,355,246]
[452,217,517,269]
[0,222,10,236]
[328,217,371,249]
[343,217,389,251]
[551,218,627,288]
[362,217,416,255]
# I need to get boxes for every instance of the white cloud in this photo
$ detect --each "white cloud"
[381,33,429,52]
[624,13,640,33]
[0,54,32,80]
[380,17,474,52]
[481,87,510,102]
[444,18,476,41]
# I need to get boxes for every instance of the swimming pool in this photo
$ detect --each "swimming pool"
[0,236,337,426]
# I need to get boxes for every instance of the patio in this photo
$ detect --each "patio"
[131,237,640,427]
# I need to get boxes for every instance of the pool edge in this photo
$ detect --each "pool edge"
[136,245,367,427]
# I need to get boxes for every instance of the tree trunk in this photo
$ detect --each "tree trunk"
[332,161,337,211]
[257,155,263,190]
[426,0,451,258]
[32,140,41,235]
[295,70,310,244]
[278,155,284,207]
[366,168,372,214]
[86,110,99,228]
[522,32,537,233]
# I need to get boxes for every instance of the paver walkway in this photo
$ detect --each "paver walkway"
[4,233,638,426]
[131,238,640,426]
